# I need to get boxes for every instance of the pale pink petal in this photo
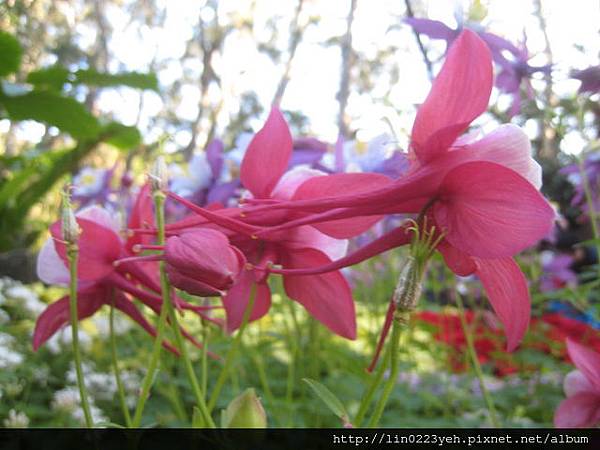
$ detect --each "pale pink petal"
[554,393,600,428]
[37,238,70,286]
[282,248,356,339]
[271,167,326,200]
[77,205,121,234]
[434,161,555,258]
[474,257,530,352]
[284,225,348,261]
[221,270,271,333]
[240,107,293,198]
[411,30,493,163]
[564,370,597,397]
[461,124,542,189]
[566,338,600,391]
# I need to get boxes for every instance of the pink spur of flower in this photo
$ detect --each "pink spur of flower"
[34,185,217,354]
[166,107,382,339]
[244,30,555,351]
[554,338,600,428]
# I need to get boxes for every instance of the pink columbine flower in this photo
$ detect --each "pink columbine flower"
[242,30,554,351]
[165,229,246,296]
[554,339,600,428]
[34,185,215,352]
[167,108,356,339]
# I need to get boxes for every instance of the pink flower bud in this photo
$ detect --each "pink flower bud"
[165,229,245,296]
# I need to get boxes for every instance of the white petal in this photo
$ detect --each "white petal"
[37,238,69,286]
[77,205,121,234]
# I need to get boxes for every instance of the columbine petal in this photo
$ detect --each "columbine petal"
[564,370,597,397]
[271,167,326,200]
[284,225,349,261]
[292,172,392,238]
[77,205,121,234]
[37,238,70,286]
[460,124,542,189]
[434,161,554,258]
[222,270,272,333]
[554,393,600,428]
[566,338,600,391]
[411,30,492,163]
[473,257,530,351]
[282,248,356,339]
[240,107,292,198]
[126,183,154,252]
[50,217,122,281]
[437,240,477,277]
[32,289,105,350]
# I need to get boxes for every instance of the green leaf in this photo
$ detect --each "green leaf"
[75,69,159,91]
[302,378,350,423]
[103,122,141,149]
[0,90,100,139]
[0,31,22,77]
[26,65,70,91]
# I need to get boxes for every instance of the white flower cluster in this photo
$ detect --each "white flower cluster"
[0,277,46,316]
[45,328,92,355]
[0,332,23,369]
[51,387,108,425]
[3,409,30,428]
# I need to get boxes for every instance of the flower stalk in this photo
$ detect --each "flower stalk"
[110,294,132,427]
[208,283,258,413]
[62,192,94,427]
[455,290,500,428]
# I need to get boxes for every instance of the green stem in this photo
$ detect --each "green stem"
[201,319,209,400]
[154,192,215,427]
[67,244,94,428]
[110,298,132,427]
[367,316,402,428]
[455,293,500,428]
[131,284,170,427]
[207,283,257,413]
[354,344,391,427]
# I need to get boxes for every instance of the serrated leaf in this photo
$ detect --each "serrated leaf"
[75,69,158,91]
[0,31,22,77]
[0,90,100,139]
[302,378,349,422]
[27,65,70,91]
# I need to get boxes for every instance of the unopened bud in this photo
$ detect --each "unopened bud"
[393,256,422,313]
[61,202,80,244]
[149,156,168,192]
[221,388,267,428]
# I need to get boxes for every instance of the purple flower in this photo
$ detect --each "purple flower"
[561,152,600,217]
[539,251,577,293]
[72,167,114,208]
[571,66,600,94]
[404,17,520,67]
[405,17,550,116]
[495,39,552,116]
